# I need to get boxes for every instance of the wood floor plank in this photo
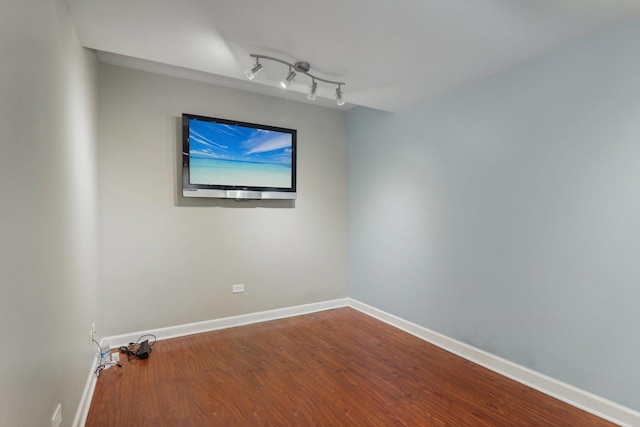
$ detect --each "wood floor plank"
[86,308,616,426]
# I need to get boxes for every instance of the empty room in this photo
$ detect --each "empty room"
[2,1,640,426]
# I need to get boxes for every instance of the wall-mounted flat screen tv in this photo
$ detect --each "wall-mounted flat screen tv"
[182,113,297,200]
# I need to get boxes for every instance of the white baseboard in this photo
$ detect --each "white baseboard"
[76,298,348,425]
[348,298,640,427]
[72,357,98,427]
[106,298,349,348]
[76,297,639,427]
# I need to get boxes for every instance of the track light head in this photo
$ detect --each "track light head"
[281,69,296,89]
[336,86,345,106]
[244,62,263,80]
[307,81,317,101]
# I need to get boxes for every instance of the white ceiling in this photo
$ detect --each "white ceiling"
[65,0,640,112]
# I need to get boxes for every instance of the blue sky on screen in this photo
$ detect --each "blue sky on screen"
[189,119,293,165]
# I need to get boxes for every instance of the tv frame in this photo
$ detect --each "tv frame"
[181,113,297,200]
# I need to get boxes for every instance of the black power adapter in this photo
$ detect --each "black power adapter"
[136,339,150,359]
[119,334,155,361]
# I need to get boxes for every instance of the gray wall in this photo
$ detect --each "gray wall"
[98,65,348,336]
[348,17,640,410]
[0,1,100,426]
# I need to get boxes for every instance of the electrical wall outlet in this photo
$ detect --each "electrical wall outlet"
[51,404,62,427]
[232,284,245,293]
[89,322,96,342]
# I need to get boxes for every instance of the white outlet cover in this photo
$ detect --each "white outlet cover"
[232,284,245,293]
[51,403,62,427]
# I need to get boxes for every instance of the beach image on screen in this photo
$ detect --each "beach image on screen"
[188,119,293,188]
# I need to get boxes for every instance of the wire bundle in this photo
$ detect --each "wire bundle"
[92,338,121,377]
[119,334,157,361]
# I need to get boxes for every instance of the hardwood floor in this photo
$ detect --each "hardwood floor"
[86,308,616,426]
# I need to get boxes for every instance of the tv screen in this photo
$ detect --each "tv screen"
[182,113,297,200]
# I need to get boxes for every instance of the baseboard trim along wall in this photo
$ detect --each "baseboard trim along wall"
[72,357,98,427]
[347,298,640,427]
[78,298,639,426]
[106,298,350,348]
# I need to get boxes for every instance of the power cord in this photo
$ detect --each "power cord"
[91,338,102,354]
[94,361,122,377]
[119,334,157,361]
[92,338,123,376]
[92,333,157,377]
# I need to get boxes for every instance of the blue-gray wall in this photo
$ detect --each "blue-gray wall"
[348,16,640,410]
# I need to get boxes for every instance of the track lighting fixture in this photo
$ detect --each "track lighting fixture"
[281,68,296,89]
[336,85,345,106]
[244,58,263,80]
[307,80,317,101]
[245,54,346,105]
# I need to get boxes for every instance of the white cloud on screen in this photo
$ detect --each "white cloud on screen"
[245,133,291,155]
[190,148,219,158]
[214,123,238,137]
[190,129,228,149]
